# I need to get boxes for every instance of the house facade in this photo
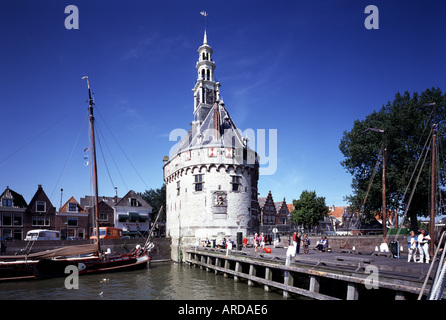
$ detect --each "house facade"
[258,191,277,228]
[275,198,289,225]
[0,186,27,240]
[55,196,89,239]
[23,185,57,237]
[114,190,152,237]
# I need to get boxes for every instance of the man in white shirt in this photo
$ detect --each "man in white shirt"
[418,229,431,264]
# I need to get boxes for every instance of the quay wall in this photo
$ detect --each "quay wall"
[0,237,172,262]
[0,235,409,262]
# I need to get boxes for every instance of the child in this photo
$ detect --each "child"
[407,230,418,262]
[302,233,310,254]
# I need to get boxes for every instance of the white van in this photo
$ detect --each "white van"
[25,229,60,241]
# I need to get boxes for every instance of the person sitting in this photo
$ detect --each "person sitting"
[322,237,329,252]
[315,237,325,252]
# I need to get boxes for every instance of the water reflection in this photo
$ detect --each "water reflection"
[0,263,283,300]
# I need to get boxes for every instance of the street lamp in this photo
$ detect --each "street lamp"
[357,128,387,244]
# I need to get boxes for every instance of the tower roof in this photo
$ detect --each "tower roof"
[169,102,248,160]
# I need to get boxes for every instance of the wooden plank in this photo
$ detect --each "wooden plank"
[187,254,340,300]
[185,249,431,298]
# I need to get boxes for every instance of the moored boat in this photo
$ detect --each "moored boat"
[0,76,158,281]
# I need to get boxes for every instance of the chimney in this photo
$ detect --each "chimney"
[60,188,64,210]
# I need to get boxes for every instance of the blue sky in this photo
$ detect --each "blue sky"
[0,0,445,208]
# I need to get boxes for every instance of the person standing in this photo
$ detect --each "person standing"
[254,233,260,252]
[260,232,265,251]
[292,232,298,251]
[418,229,431,264]
[407,230,418,262]
[296,232,301,254]
[302,233,310,254]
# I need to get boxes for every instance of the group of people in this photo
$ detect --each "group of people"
[253,232,266,252]
[407,229,432,263]
[292,232,326,254]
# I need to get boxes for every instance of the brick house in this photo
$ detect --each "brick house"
[56,196,89,239]
[87,200,115,234]
[24,185,57,237]
[0,186,28,240]
[258,191,276,226]
[275,198,289,225]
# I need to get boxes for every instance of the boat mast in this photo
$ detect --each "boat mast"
[429,102,437,257]
[83,76,101,255]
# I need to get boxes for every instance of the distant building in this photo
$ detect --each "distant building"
[0,186,27,240]
[275,198,289,225]
[114,190,152,237]
[258,191,276,227]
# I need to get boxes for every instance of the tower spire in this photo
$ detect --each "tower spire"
[203,29,208,45]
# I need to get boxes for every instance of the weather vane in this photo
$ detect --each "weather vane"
[200,10,208,29]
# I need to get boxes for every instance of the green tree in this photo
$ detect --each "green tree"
[291,190,329,230]
[339,88,446,231]
[139,183,166,221]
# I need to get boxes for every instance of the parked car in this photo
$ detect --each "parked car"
[25,229,60,241]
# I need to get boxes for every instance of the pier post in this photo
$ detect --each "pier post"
[234,261,241,282]
[395,291,406,300]
[283,254,294,298]
[206,256,211,272]
[215,257,221,275]
[309,275,320,293]
[264,267,272,292]
[200,255,206,270]
[224,259,229,278]
[248,264,257,286]
[347,283,359,300]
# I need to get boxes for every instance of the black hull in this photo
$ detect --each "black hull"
[34,254,149,279]
[0,261,37,281]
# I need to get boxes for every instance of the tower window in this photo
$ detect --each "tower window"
[176,181,181,196]
[231,176,241,192]
[194,174,204,192]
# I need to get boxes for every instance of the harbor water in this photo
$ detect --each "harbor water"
[0,262,286,300]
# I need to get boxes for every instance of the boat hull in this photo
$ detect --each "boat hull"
[34,254,149,279]
[0,260,37,281]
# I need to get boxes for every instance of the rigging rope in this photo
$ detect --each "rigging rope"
[49,112,89,202]
[94,106,150,190]
[0,113,72,166]
[95,122,128,192]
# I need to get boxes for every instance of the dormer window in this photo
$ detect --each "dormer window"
[2,198,12,207]
[36,201,46,212]
[68,202,78,212]
[130,198,140,207]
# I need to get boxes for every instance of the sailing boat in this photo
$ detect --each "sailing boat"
[0,76,156,281]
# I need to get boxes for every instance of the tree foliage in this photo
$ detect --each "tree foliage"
[291,190,329,229]
[139,183,166,221]
[339,88,446,231]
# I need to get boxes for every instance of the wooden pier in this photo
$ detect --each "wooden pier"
[185,246,443,300]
